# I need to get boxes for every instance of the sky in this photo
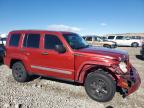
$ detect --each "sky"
[0,0,144,35]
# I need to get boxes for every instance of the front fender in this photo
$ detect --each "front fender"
[75,61,114,83]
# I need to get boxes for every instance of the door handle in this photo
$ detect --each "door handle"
[41,52,48,55]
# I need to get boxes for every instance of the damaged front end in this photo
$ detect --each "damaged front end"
[116,65,141,97]
[109,55,141,97]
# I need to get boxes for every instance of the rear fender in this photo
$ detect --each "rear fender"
[9,54,31,73]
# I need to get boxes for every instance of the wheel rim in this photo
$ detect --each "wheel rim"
[133,43,138,47]
[90,79,108,98]
[13,66,23,80]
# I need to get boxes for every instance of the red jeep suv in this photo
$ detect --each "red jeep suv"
[4,30,141,102]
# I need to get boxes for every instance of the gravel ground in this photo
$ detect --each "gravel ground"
[0,47,144,108]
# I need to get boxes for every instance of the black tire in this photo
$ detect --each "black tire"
[142,55,144,59]
[131,42,139,47]
[12,62,30,82]
[103,44,111,48]
[84,71,116,102]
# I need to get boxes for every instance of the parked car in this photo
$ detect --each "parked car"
[0,37,7,46]
[83,35,117,48]
[140,42,144,58]
[107,36,142,47]
[4,30,141,102]
[0,45,5,61]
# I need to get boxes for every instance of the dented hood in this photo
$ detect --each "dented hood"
[76,46,128,60]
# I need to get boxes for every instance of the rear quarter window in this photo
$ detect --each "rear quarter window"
[9,34,21,47]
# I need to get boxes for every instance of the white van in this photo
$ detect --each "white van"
[107,36,142,47]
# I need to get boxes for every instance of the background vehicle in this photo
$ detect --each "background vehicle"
[4,30,141,102]
[107,36,142,47]
[140,42,144,58]
[83,35,117,48]
[0,37,7,46]
[0,44,5,61]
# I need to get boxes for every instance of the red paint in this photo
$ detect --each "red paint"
[4,30,141,97]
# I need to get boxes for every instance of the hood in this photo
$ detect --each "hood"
[76,46,128,61]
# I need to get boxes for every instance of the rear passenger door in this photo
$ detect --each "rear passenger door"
[22,33,42,72]
[115,36,129,46]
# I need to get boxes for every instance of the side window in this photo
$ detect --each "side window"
[23,34,40,48]
[116,36,124,40]
[44,34,63,50]
[86,37,92,41]
[94,37,98,41]
[131,36,141,39]
[124,36,130,40]
[9,34,21,47]
[97,37,102,42]
[108,36,115,39]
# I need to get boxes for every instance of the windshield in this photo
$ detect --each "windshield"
[101,37,108,41]
[63,33,89,49]
[96,36,103,42]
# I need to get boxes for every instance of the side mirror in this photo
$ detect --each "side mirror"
[55,45,66,53]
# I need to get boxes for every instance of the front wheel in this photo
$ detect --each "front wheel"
[84,71,116,102]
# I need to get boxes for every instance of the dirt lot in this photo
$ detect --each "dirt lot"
[0,47,144,108]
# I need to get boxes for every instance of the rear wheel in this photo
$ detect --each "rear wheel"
[84,71,116,102]
[12,62,30,82]
[131,42,139,47]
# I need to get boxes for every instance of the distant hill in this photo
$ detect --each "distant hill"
[104,33,144,37]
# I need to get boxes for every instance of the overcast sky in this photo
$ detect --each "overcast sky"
[0,0,144,35]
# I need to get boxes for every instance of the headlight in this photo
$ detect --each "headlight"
[119,62,127,73]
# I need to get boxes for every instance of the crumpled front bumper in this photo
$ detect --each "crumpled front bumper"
[116,65,141,97]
